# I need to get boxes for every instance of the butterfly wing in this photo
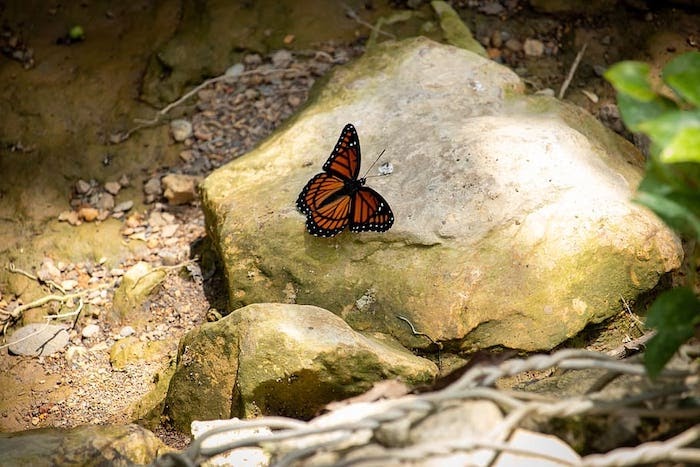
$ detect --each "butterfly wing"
[297,123,393,237]
[322,123,361,181]
[296,173,352,237]
[349,187,394,233]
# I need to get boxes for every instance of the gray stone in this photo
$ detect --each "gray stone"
[170,119,193,142]
[0,424,167,465]
[8,324,70,356]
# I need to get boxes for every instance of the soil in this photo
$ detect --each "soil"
[0,0,698,452]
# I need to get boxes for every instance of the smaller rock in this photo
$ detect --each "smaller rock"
[58,211,80,225]
[179,150,196,163]
[161,174,199,205]
[37,259,61,282]
[158,249,181,265]
[61,279,79,291]
[505,38,522,52]
[96,193,115,211]
[581,89,599,103]
[81,324,100,339]
[8,324,70,356]
[479,2,504,15]
[78,207,99,222]
[75,179,91,194]
[110,268,125,277]
[119,326,135,338]
[491,30,503,48]
[104,181,122,195]
[118,174,130,187]
[523,38,544,56]
[225,63,245,77]
[243,53,262,66]
[148,211,167,226]
[113,200,134,213]
[271,49,293,68]
[143,177,162,197]
[534,88,555,97]
[170,119,193,142]
[160,224,179,238]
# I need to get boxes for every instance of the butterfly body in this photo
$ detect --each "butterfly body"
[296,124,394,238]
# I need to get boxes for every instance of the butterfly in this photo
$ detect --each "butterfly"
[296,123,394,238]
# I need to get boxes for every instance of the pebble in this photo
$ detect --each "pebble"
[534,88,555,97]
[581,90,599,103]
[104,181,121,195]
[118,174,130,187]
[271,49,293,68]
[160,224,179,238]
[61,279,79,291]
[143,177,162,196]
[113,200,134,213]
[158,250,181,265]
[148,211,168,226]
[505,38,522,52]
[491,30,503,48]
[37,259,61,282]
[78,207,99,222]
[161,173,198,205]
[479,2,504,15]
[179,150,196,163]
[119,326,135,338]
[58,210,79,225]
[244,53,262,66]
[523,38,544,56]
[81,324,100,339]
[170,119,193,142]
[96,193,115,211]
[226,63,245,77]
[75,179,92,194]
[109,268,125,277]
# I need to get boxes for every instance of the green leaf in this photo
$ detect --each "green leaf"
[644,287,700,379]
[637,109,700,159]
[663,51,700,107]
[661,126,700,164]
[615,93,676,133]
[604,61,657,101]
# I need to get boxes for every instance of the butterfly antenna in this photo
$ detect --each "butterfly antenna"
[362,149,386,178]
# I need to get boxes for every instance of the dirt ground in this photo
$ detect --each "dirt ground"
[0,0,698,450]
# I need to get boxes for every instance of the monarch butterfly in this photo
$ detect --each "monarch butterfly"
[296,123,394,238]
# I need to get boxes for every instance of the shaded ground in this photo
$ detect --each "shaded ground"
[0,0,698,450]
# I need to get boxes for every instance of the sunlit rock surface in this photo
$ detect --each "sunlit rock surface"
[201,37,682,351]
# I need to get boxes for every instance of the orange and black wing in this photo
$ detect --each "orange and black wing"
[349,187,394,233]
[296,173,352,237]
[322,123,361,181]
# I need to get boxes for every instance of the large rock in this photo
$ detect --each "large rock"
[0,424,170,466]
[200,37,682,352]
[164,303,437,433]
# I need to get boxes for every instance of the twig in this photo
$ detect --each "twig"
[396,315,442,349]
[342,3,396,40]
[606,331,655,359]
[558,42,588,99]
[9,263,66,294]
[2,283,112,322]
[0,299,83,351]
